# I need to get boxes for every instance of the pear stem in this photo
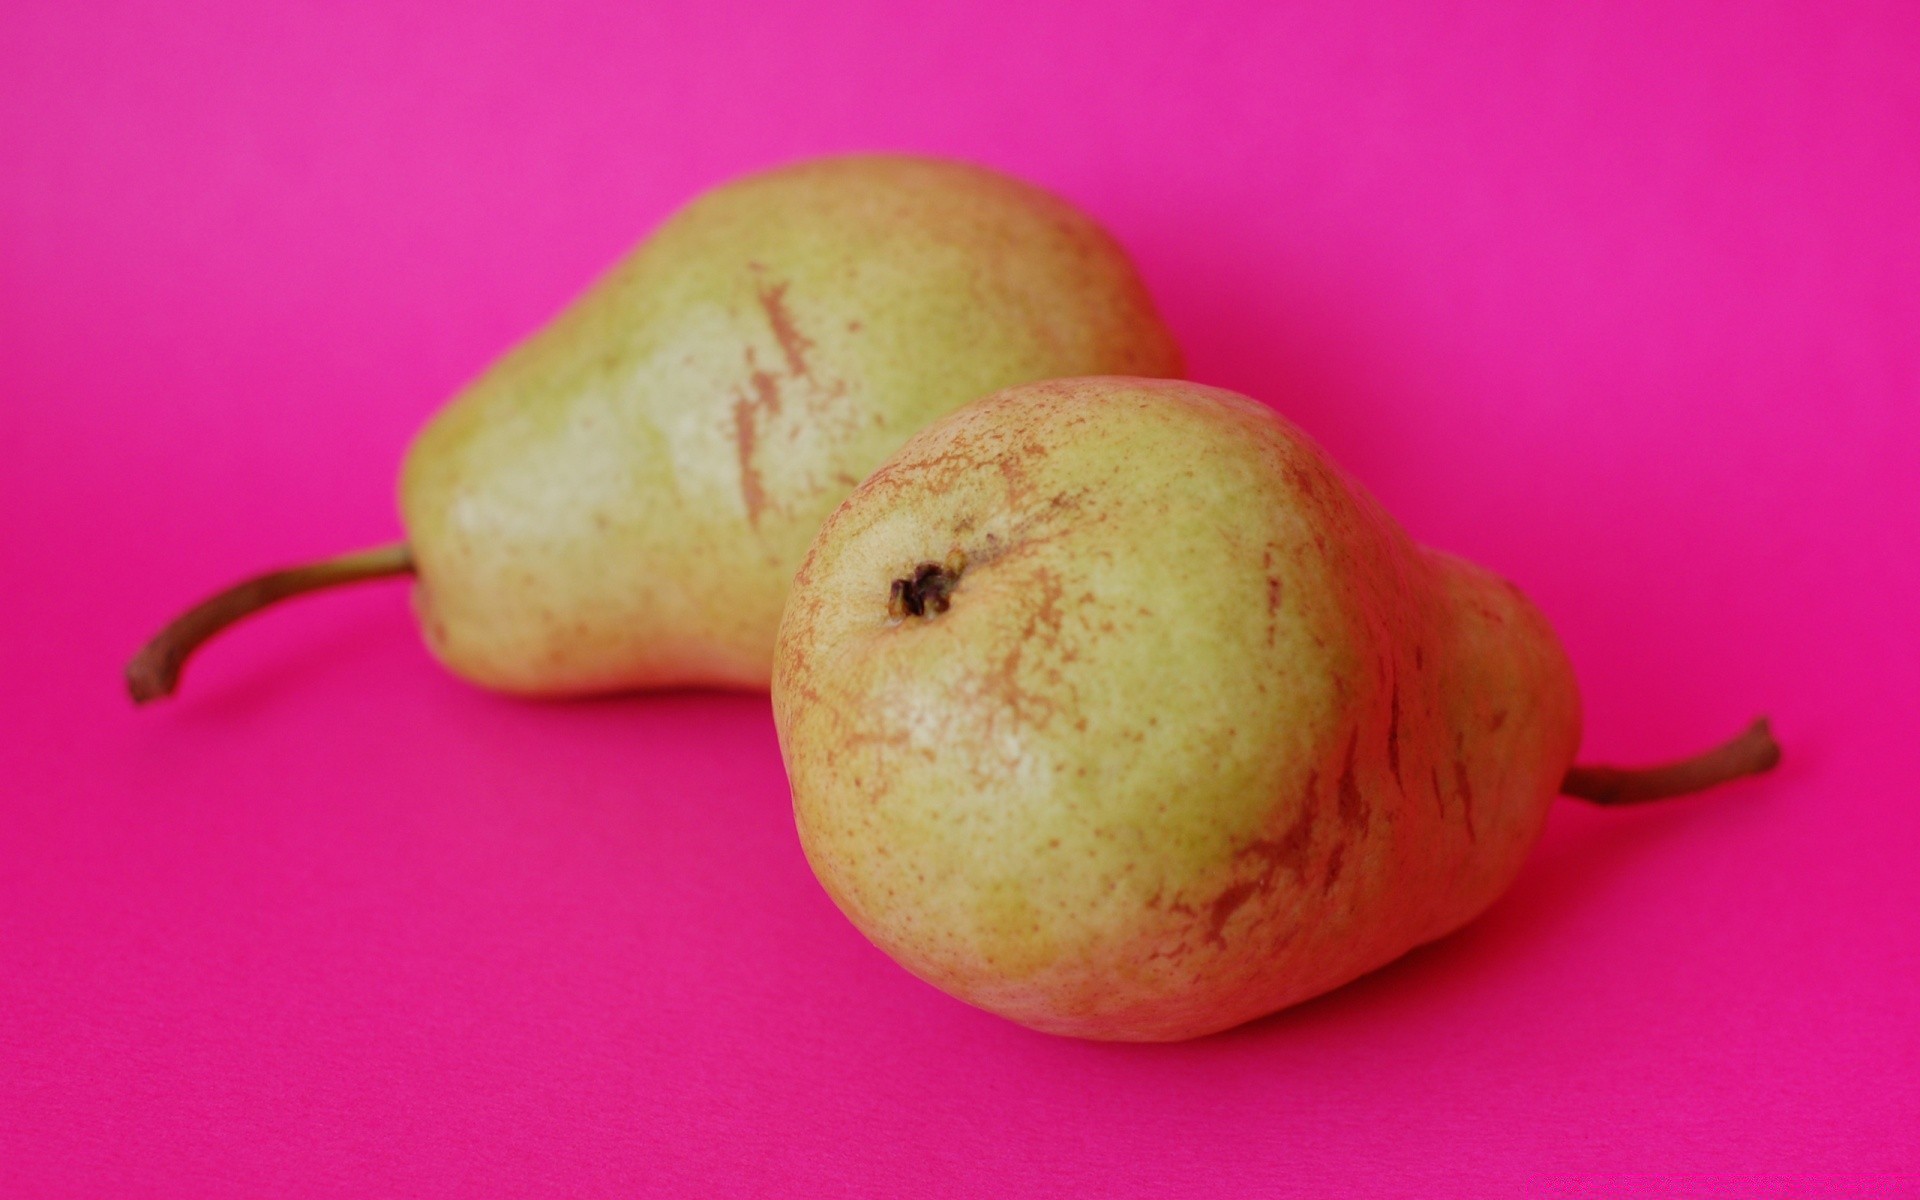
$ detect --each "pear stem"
[1560,718,1781,804]
[126,542,414,704]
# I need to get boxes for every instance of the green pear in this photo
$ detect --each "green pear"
[128,155,1182,702]
[773,377,1778,1041]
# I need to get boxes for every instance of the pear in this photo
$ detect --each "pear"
[128,155,1182,701]
[773,377,1778,1041]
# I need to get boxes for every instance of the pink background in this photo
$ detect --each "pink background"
[3,2,1916,1195]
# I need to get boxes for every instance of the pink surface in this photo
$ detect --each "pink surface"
[3,1,1916,1195]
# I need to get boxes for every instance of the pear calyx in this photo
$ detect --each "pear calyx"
[887,550,968,620]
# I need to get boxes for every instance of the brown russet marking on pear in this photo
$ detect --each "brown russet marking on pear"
[841,724,914,751]
[732,398,769,524]
[756,281,814,379]
[1206,882,1260,945]
[995,448,1040,509]
[730,283,864,525]
[1200,795,1320,947]
[960,562,1071,730]
[1336,733,1367,830]
[1247,806,1316,879]
[1324,838,1350,891]
[730,346,787,526]
[745,347,783,415]
[858,425,1014,501]
[1285,458,1318,500]
[1454,758,1477,842]
[1263,547,1284,645]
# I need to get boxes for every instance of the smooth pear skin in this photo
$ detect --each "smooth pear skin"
[773,378,1582,1041]
[400,155,1181,695]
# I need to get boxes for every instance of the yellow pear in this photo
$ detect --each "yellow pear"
[773,377,1777,1041]
[129,155,1182,701]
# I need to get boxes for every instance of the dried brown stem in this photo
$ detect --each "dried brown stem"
[1561,718,1781,804]
[126,542,414,704]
